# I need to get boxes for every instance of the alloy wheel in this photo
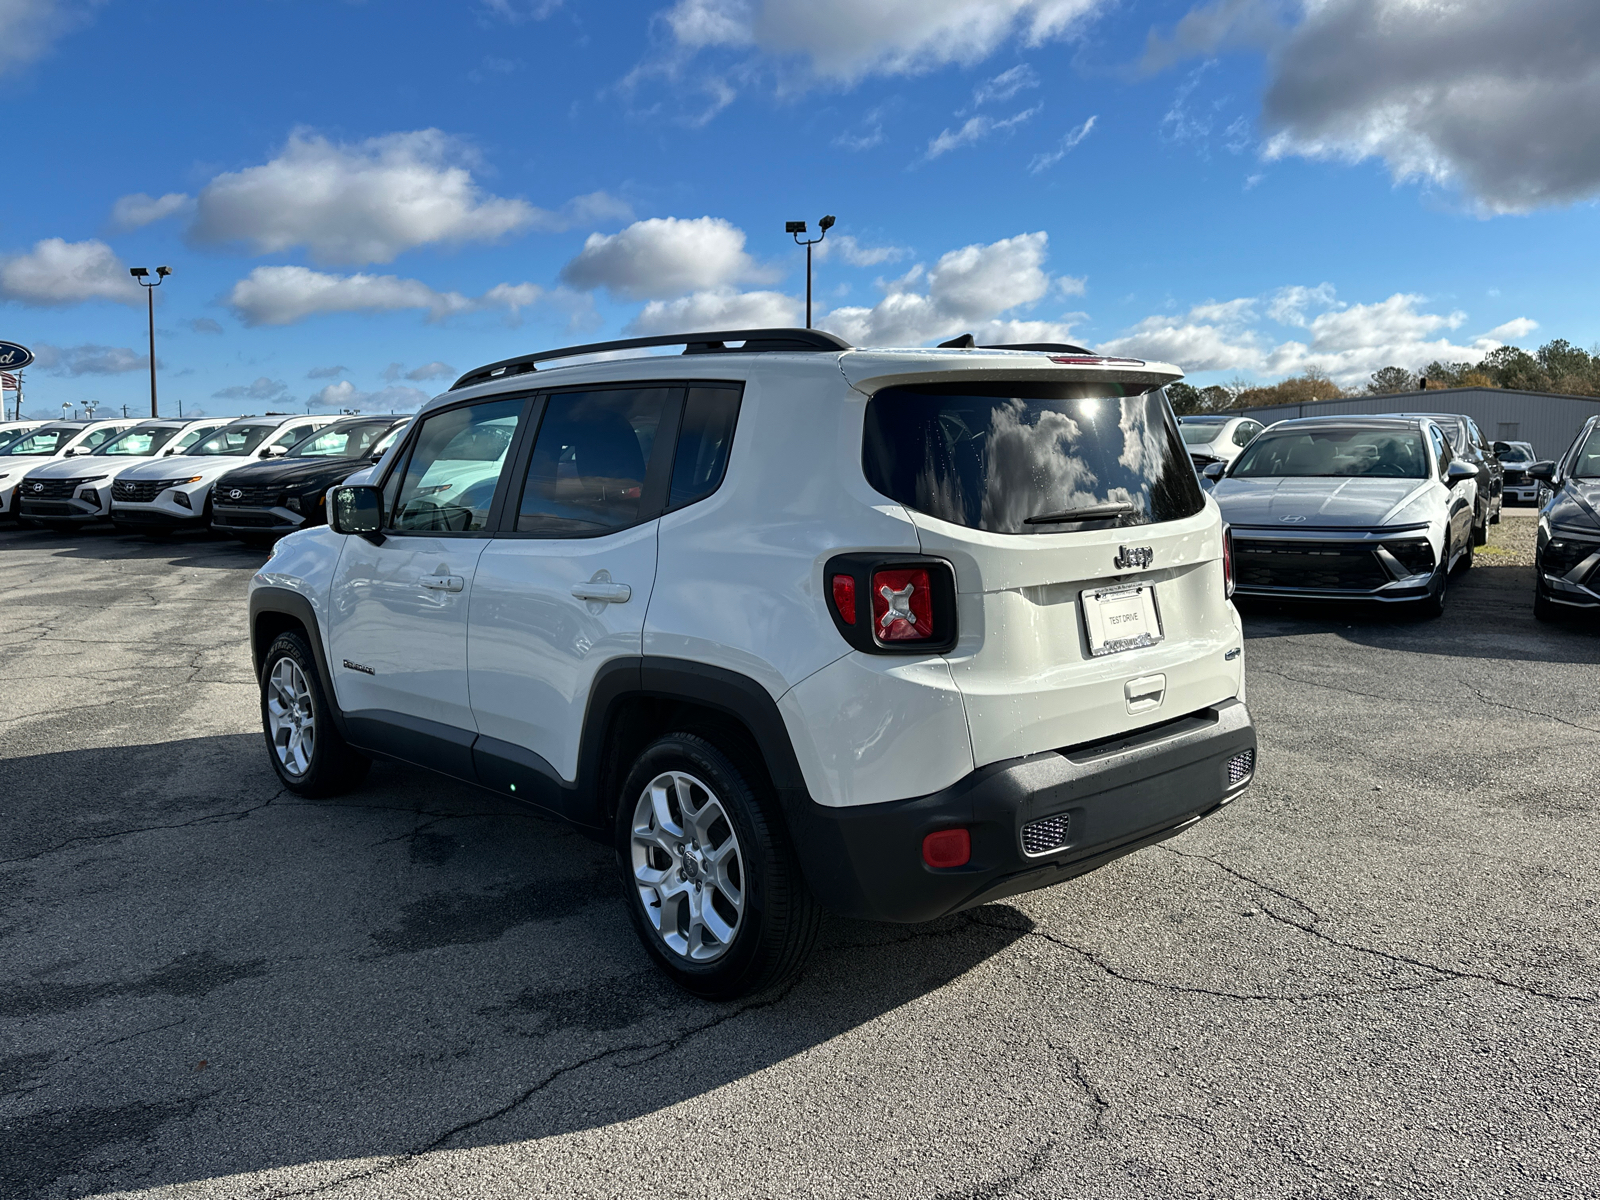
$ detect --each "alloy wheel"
[265,657,316,777]
[629,770,746,962]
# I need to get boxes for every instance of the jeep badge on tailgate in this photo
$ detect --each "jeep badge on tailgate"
[1115,545,1154,570]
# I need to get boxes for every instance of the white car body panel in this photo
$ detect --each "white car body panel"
[19,420,231,519]
[0,420,140,514]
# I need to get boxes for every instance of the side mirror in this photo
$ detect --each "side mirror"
[260,444,289,458]
[1526,461,1557,483]
[330,484,383,540]
[1444,460,1478,484]
[1202,461,1226,481]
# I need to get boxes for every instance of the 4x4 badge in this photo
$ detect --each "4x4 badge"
[1114,545,1154,570]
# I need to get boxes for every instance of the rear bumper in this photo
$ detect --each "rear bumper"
[787,698,1256,923]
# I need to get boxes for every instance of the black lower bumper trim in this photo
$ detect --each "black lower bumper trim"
[786,698,1256,923]
[111,510,208,529]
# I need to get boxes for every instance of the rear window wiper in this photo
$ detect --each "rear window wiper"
[1024,502,1135,526]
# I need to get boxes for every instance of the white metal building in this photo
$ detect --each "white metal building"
[1232,386,1600,460]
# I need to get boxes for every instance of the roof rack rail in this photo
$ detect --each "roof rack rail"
[451,327,853,392]
[982,341,1095,355]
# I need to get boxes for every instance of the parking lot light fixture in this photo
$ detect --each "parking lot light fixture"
[130,265,172,418]
[787,215,835,329]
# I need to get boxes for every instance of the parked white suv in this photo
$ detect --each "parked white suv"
[111,414,334,532]
[0,419,141,520]
[17,418,231,526]
[248,330,1256,996]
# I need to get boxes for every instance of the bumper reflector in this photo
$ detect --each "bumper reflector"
[1225,749,1255,788]
[922,828,971,869]
[1021,814,1070,857]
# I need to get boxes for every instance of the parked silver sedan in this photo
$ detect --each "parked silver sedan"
[1205,415,1478,616]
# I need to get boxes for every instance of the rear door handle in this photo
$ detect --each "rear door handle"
[419,575,464,592]
[571,581,632,603]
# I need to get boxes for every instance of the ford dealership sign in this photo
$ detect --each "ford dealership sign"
[0,341,34,369]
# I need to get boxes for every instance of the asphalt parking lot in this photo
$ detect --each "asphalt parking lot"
[3,514,1598,1200]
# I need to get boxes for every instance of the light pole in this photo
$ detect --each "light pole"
[785,215,834,329]
[129,266,171,417]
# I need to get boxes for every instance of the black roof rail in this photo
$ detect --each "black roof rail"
[981,341,1095,355]
[450,327,853,392]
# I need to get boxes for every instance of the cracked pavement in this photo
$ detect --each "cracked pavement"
[2,517,1598,1199]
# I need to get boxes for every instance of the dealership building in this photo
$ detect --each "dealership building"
[1234,386,1600,460]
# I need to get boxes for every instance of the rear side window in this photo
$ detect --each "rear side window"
[516,387,672,535]
[862,384,1204,534]
[669,386,741,510]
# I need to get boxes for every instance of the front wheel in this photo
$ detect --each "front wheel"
[260,632,370,796]
[616,731,820,999]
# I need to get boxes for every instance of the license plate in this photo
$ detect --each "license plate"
[1081,583,1163,657]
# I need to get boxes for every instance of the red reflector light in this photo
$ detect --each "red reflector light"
[831,574,857,624]
[871,567,934,641]
[923,828,971,868]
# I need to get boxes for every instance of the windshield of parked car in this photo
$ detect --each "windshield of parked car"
[96,426,182,456]
[288,421,396,459]
[863,384,1205,534]
[0,425,78,456]
[189,425,276,456]
[1572,426,1600,478]
[0,426,36,452]
[1231,428,1429,479]
[1179,422,1227,444]
[1496,443,1532,463]
[171,424,224,452]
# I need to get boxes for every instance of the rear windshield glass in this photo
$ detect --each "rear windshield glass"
[862,384,1205,534]
[1231,428,1429,479]
[1179,422,1226,444]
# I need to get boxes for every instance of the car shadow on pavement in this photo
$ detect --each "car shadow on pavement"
[0,524,269,570]
[0,736,1028,1199]
[1237,565,1600,664]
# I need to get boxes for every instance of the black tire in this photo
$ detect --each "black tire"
[1473,503,1489,546]
[259,631,370,797]
[1533,582,1560,623]
[1417,537,1449,618]
[1456,532,1474,572]
[615,731,820,1000]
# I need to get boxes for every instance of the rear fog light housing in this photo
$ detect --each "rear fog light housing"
[922,828,971,868]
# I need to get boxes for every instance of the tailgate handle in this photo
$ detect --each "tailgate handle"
[1125,673,1166,714]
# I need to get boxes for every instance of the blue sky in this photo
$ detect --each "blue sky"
[2,0,1596,417]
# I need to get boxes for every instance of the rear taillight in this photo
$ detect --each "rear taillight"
[870,567,934,641]
[824,555,958,654]
[1223,524,1235,599]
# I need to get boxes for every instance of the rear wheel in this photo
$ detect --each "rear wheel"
[260,632,370,796]
[616,731,820,999]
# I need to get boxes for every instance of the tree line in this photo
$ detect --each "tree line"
[1166,339,1600,415]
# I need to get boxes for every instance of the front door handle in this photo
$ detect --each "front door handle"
[571,569,631,603]
[420,574,464,592]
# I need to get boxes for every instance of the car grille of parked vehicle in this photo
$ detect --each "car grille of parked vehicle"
[1502,468,1526,488]
[1020,814,1071,856]
[1233,539,1392,590]
[113,479,184,503]
[215,486,287,508]
[25,478,90,499]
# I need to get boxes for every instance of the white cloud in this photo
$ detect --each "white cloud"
[186,317,225,335]
[307,365,348,379]
[1028,114,1097,173]
[189,130,626,266]
[628,288,801,335]
[972,63,1039,107]
[309,379,433,412]
[818,231,1078,345]
[659,0,1108,83]
[560,216,776,300]
[481,0,564,21]
[924,104,1040,160]
[0,238,141,307]
[0,0,103,77]
[382,360,456,382]
[1098,285,1539,386]
[213,377,288,402]
[225,265,540,327]
[32,342,148,375]
[110,192,191,231]
[814,234,906,267]
[1151,0,1600,213]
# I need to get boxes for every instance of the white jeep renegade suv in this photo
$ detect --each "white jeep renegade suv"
[248,329,1256,997]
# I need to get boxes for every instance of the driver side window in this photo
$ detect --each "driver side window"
[386,398,524,533]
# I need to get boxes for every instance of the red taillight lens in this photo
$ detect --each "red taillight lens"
[831,574,857,624]
[922,828,971,868]
[871,568,934,641]
[1223,525,1235,599]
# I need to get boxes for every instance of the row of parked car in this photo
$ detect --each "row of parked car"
[0,412,409,543]
[1178,409,1600,621]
